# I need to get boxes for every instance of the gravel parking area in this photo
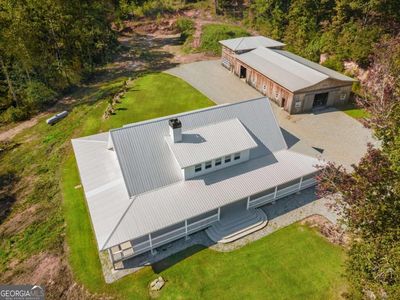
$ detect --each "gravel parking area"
[166,60,376,168]
[272,106,377,169]
[165,60,261,103]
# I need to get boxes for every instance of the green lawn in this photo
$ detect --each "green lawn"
[341,104,370,119]
[199,24,250,55]
[61,73,346,299]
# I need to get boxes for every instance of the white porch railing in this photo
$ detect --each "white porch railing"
[111,212,219,263]
[248,175,317,209]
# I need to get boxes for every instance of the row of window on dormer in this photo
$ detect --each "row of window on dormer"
[194,152,241,173]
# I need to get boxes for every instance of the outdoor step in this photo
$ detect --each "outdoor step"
[222,210,266,239]
[214,210,260,231]
[206,209,268,243]
[210,209,263,234]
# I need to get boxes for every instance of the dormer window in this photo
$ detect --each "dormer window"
[225,155,231,163]
[205,161,212,169]
[215,158,222,166]
[195,164,202,172]
[234,152,241,160]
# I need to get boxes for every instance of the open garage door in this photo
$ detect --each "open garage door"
[313,92,329,108]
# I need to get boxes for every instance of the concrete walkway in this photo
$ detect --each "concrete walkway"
[165,60,376,169]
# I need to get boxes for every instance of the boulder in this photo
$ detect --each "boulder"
[150,276,165,291]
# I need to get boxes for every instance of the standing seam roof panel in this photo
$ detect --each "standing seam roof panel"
[110,98,287,197]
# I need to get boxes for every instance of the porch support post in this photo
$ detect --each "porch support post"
[149,233,155,255]
[217,207,221,221]
[298,176,303,191]
[272,186,278,204]
[246,196,250,210]
[185,219,189,240]
[108,248,115,264]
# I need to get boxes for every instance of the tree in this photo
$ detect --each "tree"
[0,0,117,123]
[316,36,400,299]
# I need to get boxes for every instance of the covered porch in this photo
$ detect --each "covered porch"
[108,172,317,266]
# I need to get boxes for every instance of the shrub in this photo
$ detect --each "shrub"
[199,24,249,55]
[132,0,174,18]
[176,17,195,41]
[0,106,30,123]
[322,55,344,72]
[24,81,57,109]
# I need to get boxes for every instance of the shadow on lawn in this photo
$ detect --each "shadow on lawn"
[151,244,208,274]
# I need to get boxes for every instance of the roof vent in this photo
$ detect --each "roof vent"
[169,118,182,143]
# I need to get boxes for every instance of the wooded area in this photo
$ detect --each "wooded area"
[0,0,117,123]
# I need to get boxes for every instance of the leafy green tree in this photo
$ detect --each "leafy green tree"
[283,0,334,61]
[0,0,117,123]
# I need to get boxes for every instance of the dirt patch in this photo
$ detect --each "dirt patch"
[2,252,101,299]
[301,215,348,246]
[0,203,42,236]
[0,115,44,142]
[123,19,178,36]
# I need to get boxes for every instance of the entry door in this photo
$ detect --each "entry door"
[239,66,247,78]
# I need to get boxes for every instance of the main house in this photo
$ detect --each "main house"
[220,36,356,114]
[72,98,319,266]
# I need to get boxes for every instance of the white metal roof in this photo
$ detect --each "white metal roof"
[274,50,356,83]
[166,118,258,168]
[103,149,319,249]
[219,36,285,52]
[71,133,132,249]
[109,98,287,197]
[237,47,354,92]
[71,98,321,251]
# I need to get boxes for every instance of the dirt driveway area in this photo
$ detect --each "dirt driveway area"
[165,60,376,168]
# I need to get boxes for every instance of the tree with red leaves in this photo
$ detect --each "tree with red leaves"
[317,36,400,299]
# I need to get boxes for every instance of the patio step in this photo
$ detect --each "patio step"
[206,209,268,243]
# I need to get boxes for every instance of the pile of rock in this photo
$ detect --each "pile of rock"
[103,78,132,119]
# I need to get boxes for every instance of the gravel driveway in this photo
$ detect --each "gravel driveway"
[165,60,376,168]
[165,60,261,103]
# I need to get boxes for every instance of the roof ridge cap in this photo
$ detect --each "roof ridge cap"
[100,195,137,250]
[269,49,329,79]
[234,37,245,51]
[109,97,268,133]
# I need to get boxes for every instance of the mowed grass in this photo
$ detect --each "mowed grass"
[102,73,214,130]
[341,103,370,119]
[342,107,370,119]
[199,24,249,55]
[61,73,347,299]
[158,225,346,300]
